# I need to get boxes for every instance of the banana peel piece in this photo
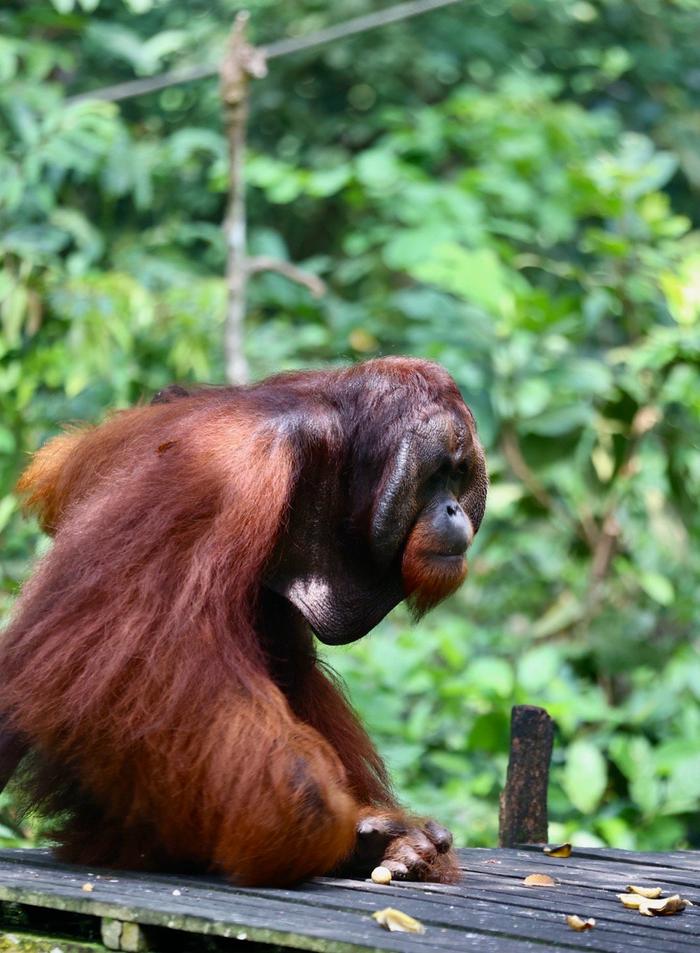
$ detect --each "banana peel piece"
[618,892,692,916]
[618,893,645,909]
[566,915,595,931]
[626,885,662,899]
[638,895,692,917]
[372,908,426,934]
[544,843,572,858]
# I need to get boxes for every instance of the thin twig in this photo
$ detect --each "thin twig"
[501,424,556,513]
[501,423,598,549]
[220,13,267,385]
[246,257,326,297]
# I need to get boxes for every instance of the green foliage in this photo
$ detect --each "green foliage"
[1,0,699,852]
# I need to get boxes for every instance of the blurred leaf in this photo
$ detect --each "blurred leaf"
[410,244,513,315]
[639,572,674,606]
[563,741,608,813]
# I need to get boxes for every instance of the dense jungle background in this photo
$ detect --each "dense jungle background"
[1,0,700,851]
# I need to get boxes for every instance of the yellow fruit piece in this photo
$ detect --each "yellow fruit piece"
[618,893,645,908]
[566,915,595,931]
[638,895,691,917]
[544,843,572,858]
[626,885,662,899]
[372,908,425,934]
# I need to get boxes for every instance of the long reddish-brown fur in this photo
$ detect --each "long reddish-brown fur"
[5,397,360,882]
[1,361,477,885]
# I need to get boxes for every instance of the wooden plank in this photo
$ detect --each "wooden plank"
[0,895,109,952]
[459,847,700,883]
[521,845,700,873]
[77,867,700,950]
[496,844,700,873]
[458,848,700,893]
[0,932,106,953]
[310,878,698,948]
[0,853,562,953]
[245,881,696,952]
[0,848,697,953]
[463,845,700,870]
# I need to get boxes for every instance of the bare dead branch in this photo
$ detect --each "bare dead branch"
[220,13,267,386]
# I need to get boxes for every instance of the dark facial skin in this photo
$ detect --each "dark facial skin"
[266,370,487,644]
[369,412,485,567]
[419,488,473,557]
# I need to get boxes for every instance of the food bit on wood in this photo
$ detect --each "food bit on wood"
[638,895,692,917]
[172,889,182,896]
[618,893,645,908]
[566,915,595,931]
[371,866,392,885]
[372,907,426,934]
[81,883,94,892]
[544,843,572,858]
[618,892,692,916]
[524,873,557,887]
[626,885,662,899]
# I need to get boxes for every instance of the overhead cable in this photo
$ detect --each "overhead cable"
[67,0,464,105]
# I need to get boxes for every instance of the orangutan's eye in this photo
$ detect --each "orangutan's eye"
[429,460,452,485]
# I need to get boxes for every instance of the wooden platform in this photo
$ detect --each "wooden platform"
[0,846,697,952]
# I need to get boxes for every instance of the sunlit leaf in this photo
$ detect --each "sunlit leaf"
[639,572,674,606]
[563,741,607,813]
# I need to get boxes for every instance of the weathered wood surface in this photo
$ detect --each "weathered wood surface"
[0,846,698,952]
[499,705,554,848]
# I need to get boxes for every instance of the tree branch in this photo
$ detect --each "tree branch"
[246,256,326,297]
[220,12,267,386]
[501,423,597,548]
